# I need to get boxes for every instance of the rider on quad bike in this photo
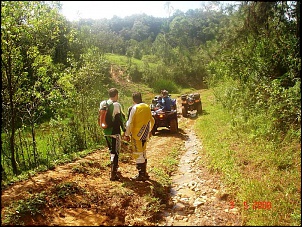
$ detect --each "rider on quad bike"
[158,90,176,111]
[150,90,178,135]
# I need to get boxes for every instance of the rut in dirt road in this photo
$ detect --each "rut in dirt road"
[159,121,242,226]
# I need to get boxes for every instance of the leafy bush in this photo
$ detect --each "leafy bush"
[151,79,180,94]
[129,65,143,82]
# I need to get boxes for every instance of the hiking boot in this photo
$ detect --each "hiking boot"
[142,161,150,180]
[110,161,120,181]
[110,174,120,181]
[132,163,149,181]
[144,173,150,180]
[131,174,147,181]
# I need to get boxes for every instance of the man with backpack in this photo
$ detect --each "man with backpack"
[99,88,126,181]
[124,92,155,181]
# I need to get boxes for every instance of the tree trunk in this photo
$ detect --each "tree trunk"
[296,1,300,59]
[31,124,38,167]
[7,55,18,175]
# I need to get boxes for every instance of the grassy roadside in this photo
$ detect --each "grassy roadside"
[194,89,301,226]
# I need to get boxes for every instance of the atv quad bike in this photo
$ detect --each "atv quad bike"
[181,93,202,118]
[150,95,178,135]
[151,109,178,135]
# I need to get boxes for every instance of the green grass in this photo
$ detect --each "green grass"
[194,89,301,226]
[151,146,181,185]
[2,192,47,225]
[105,53,157,71]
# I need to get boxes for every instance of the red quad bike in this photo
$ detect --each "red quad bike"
[181,93,202,118]
[150,96,178,135]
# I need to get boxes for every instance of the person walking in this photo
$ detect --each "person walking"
[124,92,155,181]
[99,88,126,181]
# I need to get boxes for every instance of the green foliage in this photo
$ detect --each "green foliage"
[1,127,102,189]
[2,192,47,225]
[1,4,300,226]
[150,167,171,188]
[143,196,162,214]
[206,1,300,142]
[152,79,180,94]
[53,181,84,199]
[195,89,301,226]
[1,1,75,175]
[150,146,181,190]
[141,54,159,64]
[128,64,143,82]
[158,149,179,175]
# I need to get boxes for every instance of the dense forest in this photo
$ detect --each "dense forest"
[1,0,300,190]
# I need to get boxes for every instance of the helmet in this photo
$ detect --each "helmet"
[161,90,168,97]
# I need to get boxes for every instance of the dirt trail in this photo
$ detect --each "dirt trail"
[159,113,242,226]
[1,69,242,226]
[1,98,242,226]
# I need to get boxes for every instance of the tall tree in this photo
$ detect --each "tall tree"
[164,1,174,18]
[1,1,69,174]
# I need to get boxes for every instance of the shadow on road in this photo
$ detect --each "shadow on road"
[118,175,170,204]
[152,128,189,141]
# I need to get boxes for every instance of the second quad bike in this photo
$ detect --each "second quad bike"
[150,95,178,135]
[181,93,202,118]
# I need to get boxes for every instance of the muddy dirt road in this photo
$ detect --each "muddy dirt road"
[159,113,242,226]
[1,92,242,226]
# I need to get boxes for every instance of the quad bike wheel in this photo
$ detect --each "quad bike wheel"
[169,118,178,133]
[182,106,188,118]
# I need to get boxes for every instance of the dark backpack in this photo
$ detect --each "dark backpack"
[99,101,114,129]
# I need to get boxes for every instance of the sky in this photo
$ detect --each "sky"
[59,1,207,21]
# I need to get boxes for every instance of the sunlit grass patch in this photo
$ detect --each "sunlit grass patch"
[142,195,162,214]
[150,167,171,188]
[194,89,301,226]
